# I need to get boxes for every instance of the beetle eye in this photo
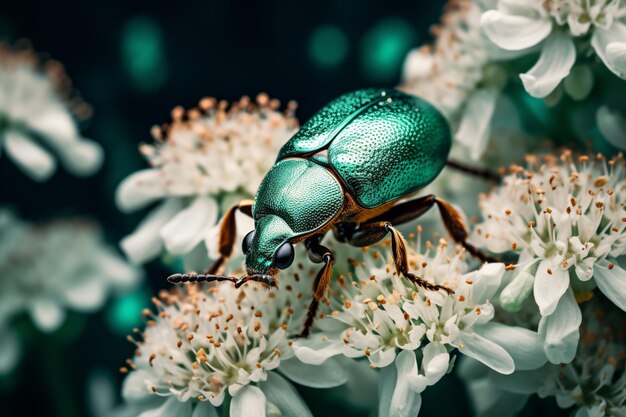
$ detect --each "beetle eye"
[242,230,255,254]
[274,242,294,269]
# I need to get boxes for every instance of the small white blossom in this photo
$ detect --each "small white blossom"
[0,42,103,181]
[294,237,544,417]
[460,297,626,417]
[116,94,298,265]
[121,256,348,417]
[481,0,626,98]
[473,151,626,364]
[400,0,509,160]
[0,208,141,374]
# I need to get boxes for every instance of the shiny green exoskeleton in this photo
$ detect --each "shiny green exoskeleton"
[169,88,494,337]
[246,88,450,273]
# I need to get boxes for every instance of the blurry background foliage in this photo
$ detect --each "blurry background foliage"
[0,1,570,417]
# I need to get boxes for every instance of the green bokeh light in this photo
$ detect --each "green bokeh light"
[360,18,417,83]
[308,24,349,68]
[121,16,167,91]
[105,287,151,335]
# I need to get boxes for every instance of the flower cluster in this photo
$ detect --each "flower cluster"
[0,208,141,374]
[401,0,508,160]
[461,296,626,417]
[293,236,545,417]
[0,42,102,181]
[121,254,348,417]
[116,94,298,265]
[473,151,626,363]
[481,0,626,98]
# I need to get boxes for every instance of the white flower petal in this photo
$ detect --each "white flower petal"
[139,397,191,417]
[379,362,397,417]
[456,89,499,160]
[500,271,534,313]
[480,10,552,50]
[3,129,56,181]
[597,106,626,150]
[422,343,450,385]
[592,23,626,79]
[63,277,107,311]
[533,259,569,316]
[230,385,266,417]
[58,138,104,176]
[384,351,424,417]
[121,370,152,402]
[160,197,218,255]
[292,332,344,365]
[258,372,313,417]
[94,247,142,290]
[594,263,626,312]
[606,42,626,78]
[458,332,515,374]
[470,263,505,303]
[191,402,219,417]
[116,169,167,213]
[29,298,66,332]
[278,357,348,388]
[538,288,581,364]
[27,105,78,140]
[0,327,20,375]
[476,322,547,370]
[520,31,576,98]
[120,199,184,264]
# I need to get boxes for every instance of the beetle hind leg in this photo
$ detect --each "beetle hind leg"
[345,221,453,294]
[366,194,498,263]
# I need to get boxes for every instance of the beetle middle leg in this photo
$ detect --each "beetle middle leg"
[299,236,335,338]
[367,194,497,263]
[345,221,453,294]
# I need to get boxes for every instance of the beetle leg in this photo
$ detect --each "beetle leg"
[201,199,254,275]
[446,159,499,182]
[347,221,453,294]
[300,238,334,338]
[367,195,497,263]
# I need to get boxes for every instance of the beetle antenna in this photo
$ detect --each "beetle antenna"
[167,273,237,284]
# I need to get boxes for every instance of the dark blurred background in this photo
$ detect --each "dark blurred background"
[0,1,565,416]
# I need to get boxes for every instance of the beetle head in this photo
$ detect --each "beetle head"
[243,215,295,279]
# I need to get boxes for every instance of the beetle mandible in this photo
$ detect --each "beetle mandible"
[168,88,496,337]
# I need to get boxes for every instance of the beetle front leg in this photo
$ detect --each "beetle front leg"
[202,199,254,275]
[300,237,334,338]
[347,221,453,294]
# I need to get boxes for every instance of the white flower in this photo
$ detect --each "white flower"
[121,256,348,417]
[0,208,141,374]
[293,238,545,417]
[481,0,626,98]
[400,0,509,160]
[0,42,103,181]
[473,151,626,363]
[116,94,298,265]
[460,297,626,417]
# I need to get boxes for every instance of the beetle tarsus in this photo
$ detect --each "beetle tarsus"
[404,272,454,295]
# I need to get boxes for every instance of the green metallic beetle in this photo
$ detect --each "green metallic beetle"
[168,88,495,336]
